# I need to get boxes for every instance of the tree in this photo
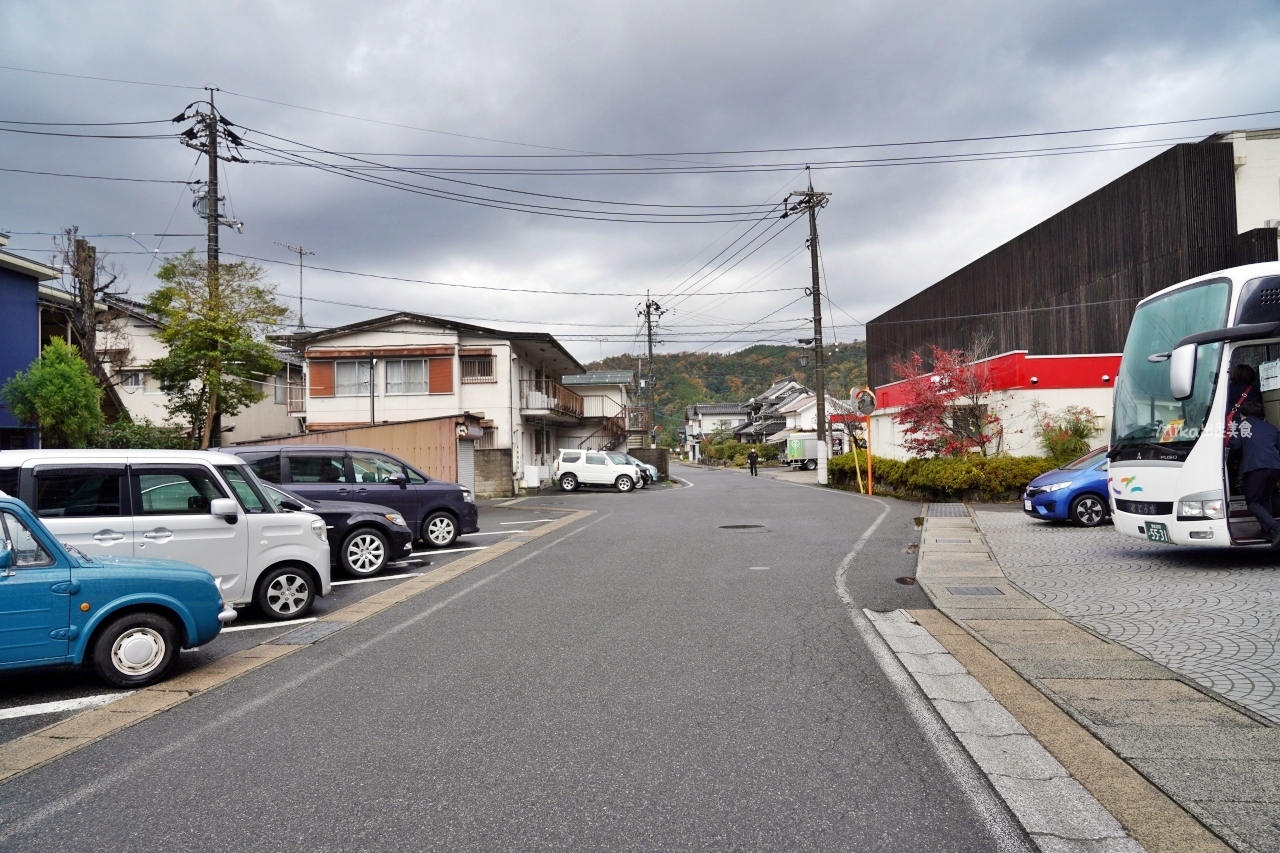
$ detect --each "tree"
[145,252,288,448]
[1030,402,1100,464]
[49,227,133,382]
[1,337,104,447]
[890,346,1004,457]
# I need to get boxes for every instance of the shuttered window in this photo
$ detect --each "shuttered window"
[309,361,334,397]
[428,357,453,394]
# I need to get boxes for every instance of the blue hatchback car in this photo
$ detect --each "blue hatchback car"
[1022,447,1111,527]
[0,496,233,687]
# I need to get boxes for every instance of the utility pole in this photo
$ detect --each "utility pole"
[175,88,248,448]
[639,292,665,448]
[783,168,831,479]
[274,241,314,330]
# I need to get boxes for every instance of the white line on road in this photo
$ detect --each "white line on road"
[331,572,424,586]
[0,693,133,721]
[220,617,317,634]
[834,499,1034,853]
[498,519,552,525]
[457,531,513,536]
[0,511,607,845]
[410,545,486,556]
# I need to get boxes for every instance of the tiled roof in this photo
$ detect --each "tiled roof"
[691,403,750,416]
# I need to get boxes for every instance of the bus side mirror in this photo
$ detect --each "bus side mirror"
[1169,343,1197,401]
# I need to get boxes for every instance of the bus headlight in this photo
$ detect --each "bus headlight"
[1178,499,1224,520]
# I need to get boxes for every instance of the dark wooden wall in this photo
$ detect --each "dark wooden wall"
[866,142,1279,387]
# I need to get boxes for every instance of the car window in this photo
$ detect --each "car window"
[288,455,348,484]
[0,468,18,498]
[220,466,269,513]
[607,454,629,465]
[561,452,582,464]
[134,467,226,515]
[239,452,281,483]
[33,468,125,517]
[403,465,427,484]
[0,510,54,567]
[351,454,403,484]
[585,454,607,466]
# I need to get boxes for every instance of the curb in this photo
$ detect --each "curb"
[0,508,594,787]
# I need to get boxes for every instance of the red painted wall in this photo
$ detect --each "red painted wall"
[875,351,1121,409]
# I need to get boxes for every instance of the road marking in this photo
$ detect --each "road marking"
[331,572,424,586]
[498,519,551,525]
[410,545,486,556]
[835,498,1034,853]
[0,693,133,721]
[0,510,604,841]
[457,531,514,537]
[748,566,770,571]
[220,617,317,634]
[496,497,527,506]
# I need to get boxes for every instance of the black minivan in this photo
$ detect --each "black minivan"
[225,445,479,548]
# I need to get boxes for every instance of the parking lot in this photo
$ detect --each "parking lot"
[977,510,1280,724]
[0,505,561,745]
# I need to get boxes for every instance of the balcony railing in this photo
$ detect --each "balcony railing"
[286,382,307,415]
[519,379,584,419]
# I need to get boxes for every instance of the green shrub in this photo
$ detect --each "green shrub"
[96,417,195,450]
[703,441,777,462]
[828,450,1057,501]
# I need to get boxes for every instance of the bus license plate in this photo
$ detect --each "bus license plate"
[1146,521,1170,543]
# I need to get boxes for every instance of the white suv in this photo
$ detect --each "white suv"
[0,449,331,620]
[555,449,642,493]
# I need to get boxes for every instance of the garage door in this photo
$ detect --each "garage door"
[456,439,475,492]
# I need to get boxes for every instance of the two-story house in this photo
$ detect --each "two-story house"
[290,312,644,494]
[0,233,60,449]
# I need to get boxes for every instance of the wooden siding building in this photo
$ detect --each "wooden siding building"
[866,137,1280,388]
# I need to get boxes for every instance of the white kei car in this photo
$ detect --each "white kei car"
[554,449,642,493]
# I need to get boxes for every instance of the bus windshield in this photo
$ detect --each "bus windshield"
[1111,279,1231,460]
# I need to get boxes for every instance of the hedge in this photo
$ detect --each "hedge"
[827,450,1058,502]
[701,441,779,463]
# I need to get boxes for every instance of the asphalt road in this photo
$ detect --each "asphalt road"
[0,465,1024,851]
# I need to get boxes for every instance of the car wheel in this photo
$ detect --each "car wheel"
[423,511,459,548]
[341,527,390,576]
[560,473,579,492]
[92,611,179,687]
[256,566,316,619]
[805,459,817,471]
[615,475,634,493]
[1070,494,1108,527]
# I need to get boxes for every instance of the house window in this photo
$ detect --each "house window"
[335,360,372,396]
[385,359,428,394]
[273,376,287,405]
[461,355,496,383]
[120,371,143,391]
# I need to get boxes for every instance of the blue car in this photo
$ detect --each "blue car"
[1022,447,1111,527]
[0,496,234,687]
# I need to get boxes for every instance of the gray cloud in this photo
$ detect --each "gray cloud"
[2,0,1278,359]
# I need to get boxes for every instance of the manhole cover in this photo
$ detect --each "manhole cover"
[720,524,764,529]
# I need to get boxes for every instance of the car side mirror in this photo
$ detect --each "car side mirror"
[389,472,408,489]
[1169,342,1197,401]
[279,498,305,512]
[210,497,240,524]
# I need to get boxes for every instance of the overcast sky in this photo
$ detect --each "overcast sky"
[3,1,1279,364]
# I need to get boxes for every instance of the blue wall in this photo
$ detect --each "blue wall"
[0,265,41,430]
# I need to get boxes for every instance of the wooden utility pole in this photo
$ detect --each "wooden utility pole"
[639,293,665,447]
[783,168,831,477]
[202,88,221,450]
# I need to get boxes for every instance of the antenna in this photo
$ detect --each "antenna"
[274,241,314,331]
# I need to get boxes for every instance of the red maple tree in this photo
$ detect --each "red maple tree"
[891,347,1004,457]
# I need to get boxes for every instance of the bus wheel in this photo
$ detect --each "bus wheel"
[1070,494,1108,527]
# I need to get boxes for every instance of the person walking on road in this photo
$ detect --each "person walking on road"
[747,447,759,476]
[1228,400,1280,546]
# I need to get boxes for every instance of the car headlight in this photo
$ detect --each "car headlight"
[311,518,327,542]
[1045,481,1073,492]
[385,513,406,527]
[1178,499,1224,520]
[461,489,474,504]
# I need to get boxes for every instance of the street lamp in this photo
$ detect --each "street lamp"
[797,337,814,368]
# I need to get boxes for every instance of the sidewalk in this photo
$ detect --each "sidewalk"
[906,504,1279,853]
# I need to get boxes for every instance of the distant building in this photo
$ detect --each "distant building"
[866,130,1280,391]
[683,403,750,461]
[0,233,60,449]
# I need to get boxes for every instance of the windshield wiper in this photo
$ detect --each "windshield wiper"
[1107,440,1184,460]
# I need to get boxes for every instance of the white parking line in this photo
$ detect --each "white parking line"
[331,572,424,586]
[458,531,513,536]
[410,545,487,556]
[498,519,552,525]
[0,692,133,721]
[220,617,317,634]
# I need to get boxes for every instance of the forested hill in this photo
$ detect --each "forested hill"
[584,341,868,437]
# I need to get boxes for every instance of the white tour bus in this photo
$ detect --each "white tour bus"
[1110,260,1280,546]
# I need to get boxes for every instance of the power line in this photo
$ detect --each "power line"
[0,166,192,183]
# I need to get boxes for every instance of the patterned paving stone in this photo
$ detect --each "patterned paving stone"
[976,512,1280,725]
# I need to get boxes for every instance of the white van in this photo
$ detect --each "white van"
[0,450,331,619]
[554,449,642,493]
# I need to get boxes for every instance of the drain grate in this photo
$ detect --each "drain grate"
[946,586,1005,596]
[927,503,969,517]
[934,538,976,544]
[720,524,764,529]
